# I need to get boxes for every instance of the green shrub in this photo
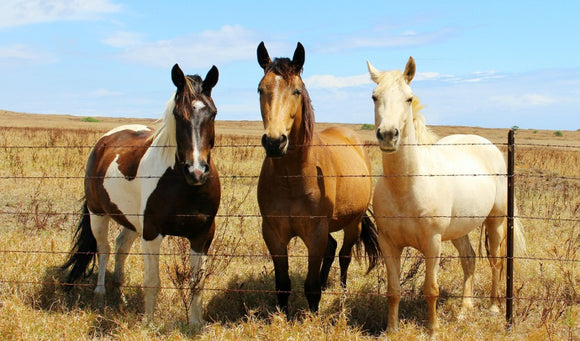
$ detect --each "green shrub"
[554,130,563,137]
[361,123,375,130]
[81,117,99,123]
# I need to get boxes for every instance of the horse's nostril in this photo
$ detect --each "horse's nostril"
[376,128,383,141]
[394,128,400,138]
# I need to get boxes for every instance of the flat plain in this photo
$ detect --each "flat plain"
[0,110,578,340]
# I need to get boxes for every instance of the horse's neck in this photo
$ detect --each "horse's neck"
[381,119,424,190]
[142,128,177,172]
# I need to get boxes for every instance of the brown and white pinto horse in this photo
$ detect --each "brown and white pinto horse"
[62,64,221,328]
[256,42,381,314]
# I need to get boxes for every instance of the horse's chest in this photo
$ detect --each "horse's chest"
[142,170,219,240]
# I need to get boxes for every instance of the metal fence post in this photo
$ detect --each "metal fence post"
[506,129,515,329]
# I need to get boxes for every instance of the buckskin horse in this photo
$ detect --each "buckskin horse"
[62,64,221,328]
[256,41,380,314]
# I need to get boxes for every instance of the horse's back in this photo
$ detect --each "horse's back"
[435,134,505,174]
[318,126,371,169]
[85,125,154,229]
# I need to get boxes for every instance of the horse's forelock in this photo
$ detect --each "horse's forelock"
[266,58,302,80]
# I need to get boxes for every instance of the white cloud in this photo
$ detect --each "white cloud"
[0,0,121,28]
[491,93,557,108]
[102,31,142,48]
[304,74,370,89]
[304,71,456,89]
[320,27,457,52]
[111,25,259,68]
[0,44,57,64]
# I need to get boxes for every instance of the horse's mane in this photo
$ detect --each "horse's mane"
[150,75,203,164]
[266,58,315,146]
[411,97,439,145]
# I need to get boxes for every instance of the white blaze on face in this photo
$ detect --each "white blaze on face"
[189,100,206,174]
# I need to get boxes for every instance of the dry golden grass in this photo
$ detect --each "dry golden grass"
[0,111,578,340]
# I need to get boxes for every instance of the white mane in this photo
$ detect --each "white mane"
[150,93,178,166]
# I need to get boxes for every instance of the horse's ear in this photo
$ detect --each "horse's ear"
[172,63,186,90]
[202,65,219,96]
[367,60,381,84]
[257,41,271,71]
[403,56,416,84]
[292,42,305,72]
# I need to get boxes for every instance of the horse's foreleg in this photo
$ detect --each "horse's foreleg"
[263,222,291,315]
[320,234,337,291]
[90,213,110,298]
[423,235,442,332]
[141,234,163,324]
[305,232,327,312]
[451,235,476,316]
[113,227,138,288]
[378,237,402,332]
[189,248,206,329]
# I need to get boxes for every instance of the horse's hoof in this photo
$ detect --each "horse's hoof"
[489,304,500,315]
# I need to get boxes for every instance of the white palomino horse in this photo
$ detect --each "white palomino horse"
[367,57,526,332]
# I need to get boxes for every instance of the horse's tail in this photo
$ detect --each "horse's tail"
[61,200,97,286]
[360,210,382,274]
[483,207,527,277]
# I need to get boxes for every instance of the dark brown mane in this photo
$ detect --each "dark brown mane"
[300,84,315,146]
[265,57,300,81]
[186,75,203,94]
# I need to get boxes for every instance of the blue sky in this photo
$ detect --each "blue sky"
[1,0,579,130]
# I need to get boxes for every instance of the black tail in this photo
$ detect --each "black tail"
[360,210,381,273]
[61,201,97,286]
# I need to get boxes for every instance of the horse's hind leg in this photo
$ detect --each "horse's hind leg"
[320,234,337,291]
[113,227,138,289]
[451,235,476,316]
[338,222,360,288]
[485,216,506,313]
[90,213,110,297]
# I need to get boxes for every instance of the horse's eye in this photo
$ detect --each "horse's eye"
[372,95,378,102]
[257,88,263,95]
[293,89,301,96]
[407,97,413,103]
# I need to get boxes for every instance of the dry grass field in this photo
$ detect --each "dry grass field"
[0,110,578,340]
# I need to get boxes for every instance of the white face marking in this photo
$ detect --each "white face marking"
[102,124,150,137]
[190,100,205,173]
[192,100,206,111]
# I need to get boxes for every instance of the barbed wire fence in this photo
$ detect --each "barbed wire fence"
[0,129,579,329]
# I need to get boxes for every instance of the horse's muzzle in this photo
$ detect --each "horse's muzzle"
[183,162,209,186]
[376,128,399,152]
[262,134,288,157]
